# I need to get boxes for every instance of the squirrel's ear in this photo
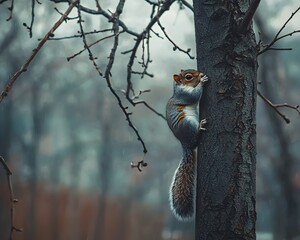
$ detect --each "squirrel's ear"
[180,69,184,73]
[173,74,181,84]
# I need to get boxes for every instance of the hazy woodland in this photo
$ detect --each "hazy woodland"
[1,0,300,239]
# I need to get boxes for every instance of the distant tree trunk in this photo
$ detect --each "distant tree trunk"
[259,51,297,240]
[94,95,113,240]
[67,137,81,240]
[26,81,42,240]
[0,55,20,159]
[255,14,299,240]
[0,98,12,160]
[193,1,257,239]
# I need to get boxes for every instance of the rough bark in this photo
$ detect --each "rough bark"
[193,1,257,239]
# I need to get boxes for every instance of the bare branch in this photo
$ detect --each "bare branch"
[54,6,78,20]
[76,0,149,158]
[257,89,300,124]
[0,156,12,175]
[125,0,176,99]
[104,0,148,156]
[131,158,148,172]
[29,0,35,37]
[76,2,103,74]
[50,0,140,37]
[266,47,292,52]
[67,32,122,62]
[273,103,300,112]
[22,0,36,37]
[258,6,300,55]
[145,0,159,6]
[5,0,14,21]
[129,89,151,100]
[48,0,176,123]
[136,31,153,79]
[238,0,261,33]
[0,0,79,104]
[119,89,167,120]
[94,0,101,11]
[179,0,193,12]
[157,19,194,59]
[0,156,23,240]
[48,28,112,40]
[134,100,167,120]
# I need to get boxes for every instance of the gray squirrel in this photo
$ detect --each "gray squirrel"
[166,69,208,220]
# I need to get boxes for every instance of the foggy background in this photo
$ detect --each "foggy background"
[0,0,300,239]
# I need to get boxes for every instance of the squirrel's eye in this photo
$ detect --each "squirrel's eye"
[185,74,193,81]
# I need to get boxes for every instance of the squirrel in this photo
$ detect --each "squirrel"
[166,69,208,220]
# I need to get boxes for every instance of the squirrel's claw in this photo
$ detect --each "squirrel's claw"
[199,118,207,131]
[200,75,208,85]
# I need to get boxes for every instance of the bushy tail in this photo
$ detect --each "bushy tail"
[169,147,196,220]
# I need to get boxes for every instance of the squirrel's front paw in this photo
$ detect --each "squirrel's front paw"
[200,75,208,85]
[199,118,207,131]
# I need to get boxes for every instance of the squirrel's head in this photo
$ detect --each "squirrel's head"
[173,69,204,88]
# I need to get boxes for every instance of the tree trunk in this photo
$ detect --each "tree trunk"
[193,1,257,239]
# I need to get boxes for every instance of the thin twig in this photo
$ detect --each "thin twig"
[76,0,148,157]
[50,0,140,37]
[145,0,159,6]
[136,31,153,79]
[54,7,78,20]
[0,156,23,240]
[94,0,101,11]
[135,100,167,120]
[67,32,122,61]
[121,0,176,120]
[30,0,35,37]
[150,28,163,39]
[257,89,300,124]
[131,157,148,172]
[258,6,300,55]
[104,0,148,155]
[5,0,14,21]
[267,47,292,52]
[273,103,300,112]
[48,0,177,122]
[272,30,300,43]
[76,2,103,75]
[157,19,194,59]
[180,0,193,12]
[0,0,79,104]
[48,28,112,40]
[125,0,176,99]
[119,89,167,120]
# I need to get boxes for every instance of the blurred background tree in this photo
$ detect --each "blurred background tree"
[0,0,300,240]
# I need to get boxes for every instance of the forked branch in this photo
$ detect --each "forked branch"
[257,89,300,124]
[76,0,148,158]
[157,20,194,59]
[258,6,300,55]
[0,0,79,104]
